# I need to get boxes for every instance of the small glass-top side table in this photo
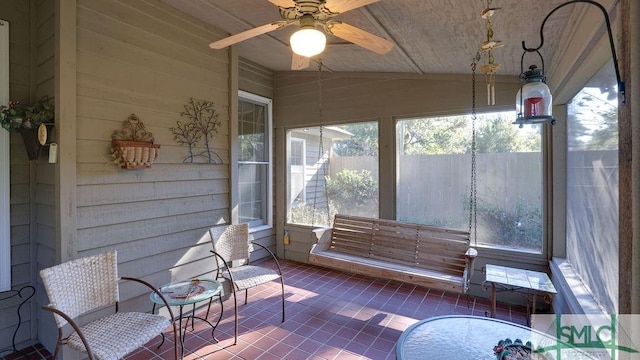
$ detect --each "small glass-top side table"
[483,264,557,324]
[150,278,223,357]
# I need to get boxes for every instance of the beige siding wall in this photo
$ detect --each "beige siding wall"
[40,0,232,352]
[0,0,34,350]
[74,0,229,283]
[274,72,520,127]
[239,58,274,99]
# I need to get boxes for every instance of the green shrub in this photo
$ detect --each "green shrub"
[325,169,378,218]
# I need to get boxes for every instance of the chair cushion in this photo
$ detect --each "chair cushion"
[67,312,170,360]
[225,265,281,290]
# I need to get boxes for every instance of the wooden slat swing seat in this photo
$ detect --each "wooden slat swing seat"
[309,214,477,293]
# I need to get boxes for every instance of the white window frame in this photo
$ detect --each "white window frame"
[237,90,273,232]
[289,137,306,204]
[1,20,11,291]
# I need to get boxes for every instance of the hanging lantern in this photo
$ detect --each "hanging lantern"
[514,1,625,129]
[514,64,554,127]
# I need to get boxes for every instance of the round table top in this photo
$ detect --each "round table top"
[396,315,544,360]
[150,278,221,306]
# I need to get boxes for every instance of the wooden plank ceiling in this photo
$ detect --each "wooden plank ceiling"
[161,0,575,75]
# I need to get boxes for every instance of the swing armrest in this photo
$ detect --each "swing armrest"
[311,227,332,252]
[465,247,478,280]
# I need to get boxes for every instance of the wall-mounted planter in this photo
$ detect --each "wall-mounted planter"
[18,127,41,160]
[1,96,55,160]
[17,123,54,160]
[110,114,160,169]
[111,139,160,169]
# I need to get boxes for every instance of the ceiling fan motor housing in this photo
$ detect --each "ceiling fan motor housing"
[279,0,337,21]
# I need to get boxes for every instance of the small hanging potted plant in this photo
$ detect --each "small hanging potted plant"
[0,96,55,160]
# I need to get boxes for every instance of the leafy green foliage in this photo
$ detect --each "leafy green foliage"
[474,116,541,153]
[0,96,54,131]
[325,169,378,218]
[402,193,542,250]
[330,113,540,157]
[333,123,378,156]
[472,193,542,250]
[401,116,468,154]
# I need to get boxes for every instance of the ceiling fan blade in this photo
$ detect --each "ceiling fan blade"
[269,0,295,7]
[329,22,394,54]
[291,53,311,70]
[326,0,380,14]
[209,23,283,49]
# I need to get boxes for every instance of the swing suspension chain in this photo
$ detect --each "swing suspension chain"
[469,60,478,247]
[319,62,330,225]
[312,61,330,226]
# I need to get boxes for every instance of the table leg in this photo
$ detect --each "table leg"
[529,292,537,326]
[490,282,497,318]
[190,303,196,331]
[178,305,185,359]
[210,293,224,342]
[532,292,537,315]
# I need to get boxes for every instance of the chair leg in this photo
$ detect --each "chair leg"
[244,289,248,305]
[279,277,285,323]
[52,340,61,360]
[232,285,238,345]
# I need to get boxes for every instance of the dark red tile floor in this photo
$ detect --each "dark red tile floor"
[9,259,528,359]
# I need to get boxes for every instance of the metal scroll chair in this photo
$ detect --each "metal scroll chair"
[209,224,285,344]
[39,250,179,360]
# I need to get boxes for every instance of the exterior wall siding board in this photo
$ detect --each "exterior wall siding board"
[33,0,57,351]
[77,194,229,229]
[76,163,229,185]
[0,0,34,351]
[76,179,229,206]
[76,209,228,252]
[45,3,234,349]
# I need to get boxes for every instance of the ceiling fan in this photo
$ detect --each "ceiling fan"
[209,0,395,70]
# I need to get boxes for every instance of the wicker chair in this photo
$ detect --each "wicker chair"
[209,224,285,344]
[39,251,178,360]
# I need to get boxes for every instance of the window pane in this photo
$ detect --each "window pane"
[286,122,379,226]
[566,60,618,313]
[290,139,306,205]
[239,100,266,162]
[396,112,543,252]
[238,163,268,226]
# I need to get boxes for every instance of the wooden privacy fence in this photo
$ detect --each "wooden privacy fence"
[329,153,542,224]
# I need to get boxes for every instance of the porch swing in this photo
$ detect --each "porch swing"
[308,61,479,294]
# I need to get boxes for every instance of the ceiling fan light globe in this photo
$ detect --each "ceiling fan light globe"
[290,28,326,57]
